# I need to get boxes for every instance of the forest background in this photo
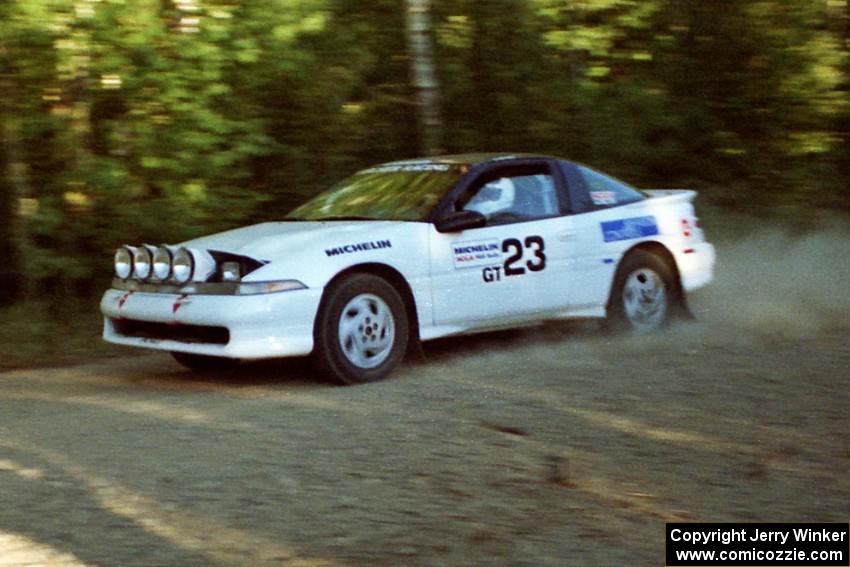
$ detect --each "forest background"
[0,0,847,366]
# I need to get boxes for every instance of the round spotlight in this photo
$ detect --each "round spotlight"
[152,246,173,281]
[133,245,154,280]
[114,246,134,280]
[173,247,194,284]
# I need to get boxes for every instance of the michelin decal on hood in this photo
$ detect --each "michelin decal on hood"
[325,240,392,257]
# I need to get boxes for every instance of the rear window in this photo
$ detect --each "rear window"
[576,165,645,209]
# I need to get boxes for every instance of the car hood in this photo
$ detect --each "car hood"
[180,220,409,260]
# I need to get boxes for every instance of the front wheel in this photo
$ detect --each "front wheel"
[313,274,409,384]
[606,251,676,333]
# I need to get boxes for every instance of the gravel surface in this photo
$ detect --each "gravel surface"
[0,226,847,566]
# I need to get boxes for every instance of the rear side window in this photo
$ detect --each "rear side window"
[575,165,645,209]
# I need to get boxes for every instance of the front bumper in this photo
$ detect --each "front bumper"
[674,242,716,292]
[101,287,323,359]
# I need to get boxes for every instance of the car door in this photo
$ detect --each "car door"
[428,161,575,325]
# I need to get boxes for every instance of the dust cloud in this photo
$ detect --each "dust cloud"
[421,218,850,375]
[692,223,850,339]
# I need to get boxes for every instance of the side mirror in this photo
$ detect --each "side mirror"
[435,210,486,233]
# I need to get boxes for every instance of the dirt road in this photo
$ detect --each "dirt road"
[0,225,848,566]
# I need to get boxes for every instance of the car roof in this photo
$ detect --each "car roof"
[382,152,557,167]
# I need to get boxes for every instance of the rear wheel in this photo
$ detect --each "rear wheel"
[171,352,237,374]
[607,250,676,332]
[313,274,408,384]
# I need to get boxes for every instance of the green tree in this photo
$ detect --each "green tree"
[1,0,848,306]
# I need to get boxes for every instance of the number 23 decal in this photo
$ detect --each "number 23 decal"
[502,236,546,276]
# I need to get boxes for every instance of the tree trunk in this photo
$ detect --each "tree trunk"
[405,0,443,156]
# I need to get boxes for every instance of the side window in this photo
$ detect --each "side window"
[575,165,645,210]
[462,171,559,225]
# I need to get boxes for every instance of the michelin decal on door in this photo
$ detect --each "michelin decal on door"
[453,239,501,268]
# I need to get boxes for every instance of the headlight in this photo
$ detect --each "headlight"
[114,246,134,280]
[220,261,241,282]
[152,246,173,281]
[133,245,154,280]
[173,247,194,284]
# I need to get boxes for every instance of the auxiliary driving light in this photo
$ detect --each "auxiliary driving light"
[133,245,154,280]
[172,247,194,284]
[114,246,134,280]
[152,246,173,281]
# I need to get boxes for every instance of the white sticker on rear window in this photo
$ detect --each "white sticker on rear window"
[590,190,617,205]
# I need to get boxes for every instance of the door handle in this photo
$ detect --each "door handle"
[557,229,578,241]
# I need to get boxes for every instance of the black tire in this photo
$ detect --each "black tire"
[606,250,677,333]
[313,273,409,385]
[171,352,238,374]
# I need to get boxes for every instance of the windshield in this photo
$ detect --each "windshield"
[287,163,466,221]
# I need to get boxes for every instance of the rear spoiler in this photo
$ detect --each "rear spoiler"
[643,189,697,204]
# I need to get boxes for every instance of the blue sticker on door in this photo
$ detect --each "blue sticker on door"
[600,216,659,242]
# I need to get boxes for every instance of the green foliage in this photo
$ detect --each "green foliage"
[0,0,848,304]
[0,299,125,370]
[0,116,19,305]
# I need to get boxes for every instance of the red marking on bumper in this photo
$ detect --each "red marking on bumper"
[172,293,190,314]
[118,291,134,309]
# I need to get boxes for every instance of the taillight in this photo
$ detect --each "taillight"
[681,218,692,238]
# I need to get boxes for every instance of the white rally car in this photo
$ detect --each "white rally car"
[101,154,715,383]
